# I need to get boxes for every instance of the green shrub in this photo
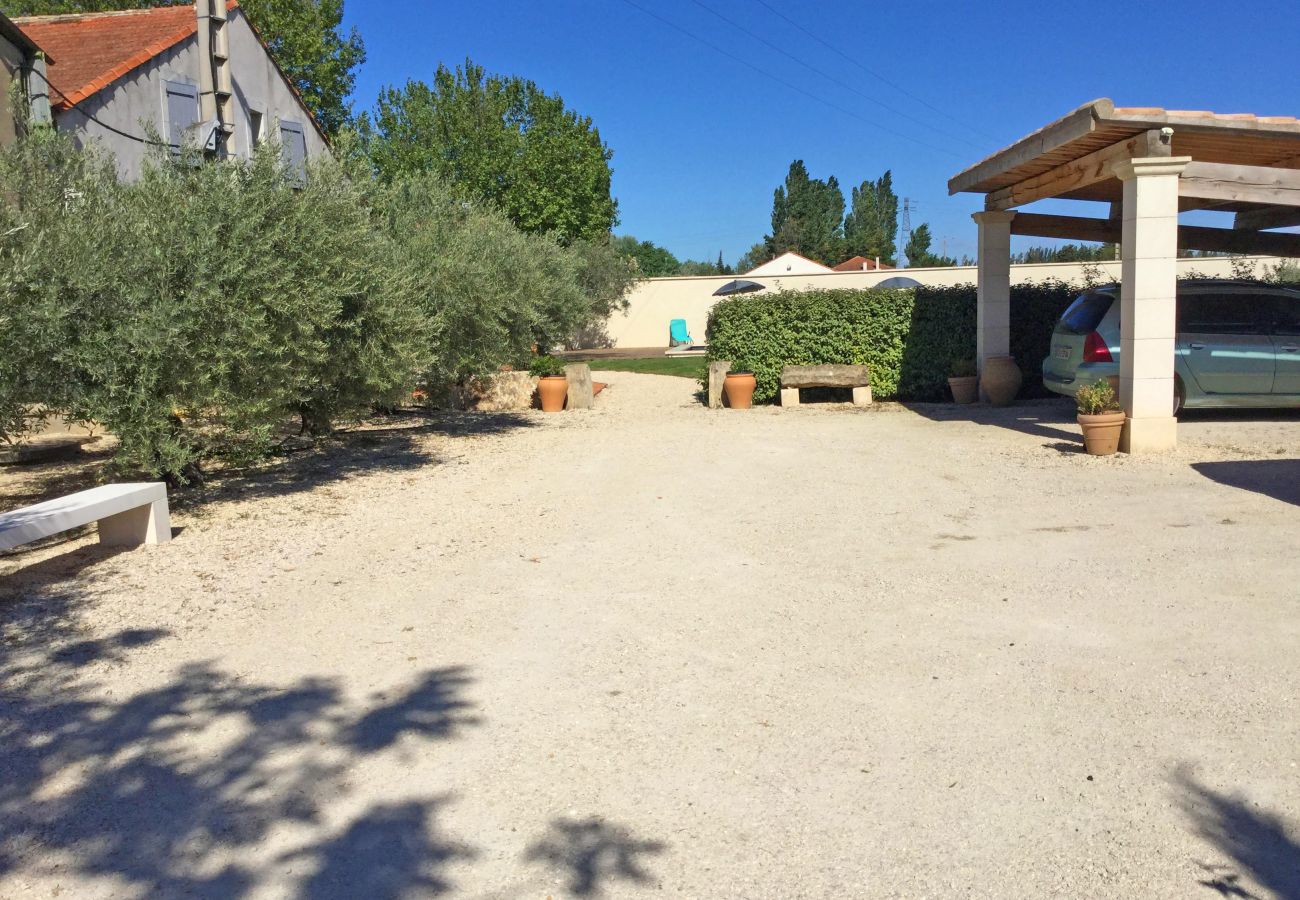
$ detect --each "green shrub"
[1076,379,1120,414]
[950,358,977,378]
[705,280,1081,403]
[528,355,566,377]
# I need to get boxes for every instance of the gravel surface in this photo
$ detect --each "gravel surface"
[2,373,1299,899]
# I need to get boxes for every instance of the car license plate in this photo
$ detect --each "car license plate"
[1055,347,1070,359]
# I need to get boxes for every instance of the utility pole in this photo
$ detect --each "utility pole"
[900,198,914,268]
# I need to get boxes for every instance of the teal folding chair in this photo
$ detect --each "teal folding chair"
[669,319,693,347]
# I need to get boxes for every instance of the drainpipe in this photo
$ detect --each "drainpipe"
[196,0,234,155]
[23,52,52,127]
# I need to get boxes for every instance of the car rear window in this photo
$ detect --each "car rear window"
[1057,293,1114,335]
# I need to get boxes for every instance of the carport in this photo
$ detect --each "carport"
[949,99,1300,452]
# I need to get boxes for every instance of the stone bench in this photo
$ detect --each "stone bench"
[0,482,172,552]
[780,364,872,407]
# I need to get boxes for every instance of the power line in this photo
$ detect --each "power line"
[615,0,963,159]
[27,66,171,147]
[747,0,1004,144]
[685,0,983,151]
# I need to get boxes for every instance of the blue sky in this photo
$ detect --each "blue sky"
[344,0,1300,266]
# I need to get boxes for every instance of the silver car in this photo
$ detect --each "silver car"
[1042,279,1300,413]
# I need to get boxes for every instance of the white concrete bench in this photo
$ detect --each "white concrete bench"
[0,482,171,552]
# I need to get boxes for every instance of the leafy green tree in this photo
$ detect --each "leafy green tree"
[0,130,427,481]
[378,173,634,380]
[363,59,618,243]
[0,128,113,445]
[238,0,364,136]
[677,255,730,276]
[612,235,680,277]
[843,171,898,265]
[0,0,364,136]
[1010,243,1116,264]
[766,160,845,264]
[735,242,769,273]
[903,223,957,268]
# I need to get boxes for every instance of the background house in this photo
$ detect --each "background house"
[15,0,327,178]
[744,251,834,277]
[832,255,894,272]
[0,11,50,146]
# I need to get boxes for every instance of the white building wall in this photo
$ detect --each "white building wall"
[601,256,1291,349]
[55,9,327,178]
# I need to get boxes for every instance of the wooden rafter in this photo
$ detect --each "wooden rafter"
[984,130,1167,211]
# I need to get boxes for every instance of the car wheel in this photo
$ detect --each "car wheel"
[1174,376,1185,417]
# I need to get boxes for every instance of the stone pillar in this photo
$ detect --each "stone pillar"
[972,210,1016,399]
[1113,156,1190,453]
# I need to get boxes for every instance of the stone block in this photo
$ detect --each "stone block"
[707,360,731,409]
[564,363,594,410]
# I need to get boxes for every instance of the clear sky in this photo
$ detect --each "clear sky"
[343,0,1300,266]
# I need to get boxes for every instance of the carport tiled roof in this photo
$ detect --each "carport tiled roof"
[15,1,238,111]
[949,98,1300,201]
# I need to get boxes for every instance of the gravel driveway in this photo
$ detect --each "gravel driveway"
[2,373,1298,899]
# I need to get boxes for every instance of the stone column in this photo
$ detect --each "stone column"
[972,211,1016,398]
[1113,156,1190,453]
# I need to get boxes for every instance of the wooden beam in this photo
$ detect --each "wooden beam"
[1011,213,1116,243]
[1179,161,1300,207]
[985,130,1167,211]
[1010,212,1300,256]
[1234,205,1300,231]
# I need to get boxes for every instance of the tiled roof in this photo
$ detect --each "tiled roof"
[15,1,237,111]
[832,255,893,271]
[1113,106,1300,126]
[951,99,1300,196]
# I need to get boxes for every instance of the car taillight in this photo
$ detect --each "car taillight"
[1083,331,1113,363]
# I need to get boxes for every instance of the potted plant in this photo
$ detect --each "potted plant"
[1076,379,1125,455]
[530,355,568,412]
[723,369,757,409]
[948,359,978,404]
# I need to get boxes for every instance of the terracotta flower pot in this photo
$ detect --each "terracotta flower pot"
[536,375,568,412]
[1077,411,1126,456]
[948,375,978,404]
[980,356,1022,406]
[723,372,756,409]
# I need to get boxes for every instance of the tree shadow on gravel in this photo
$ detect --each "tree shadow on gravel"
[1,410,538,517]
[526,816,667,896]
[183,410,537,511]
[1172,764,1300,900]
[0,618,483,898]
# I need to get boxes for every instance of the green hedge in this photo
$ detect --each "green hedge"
[705,281,1082,403]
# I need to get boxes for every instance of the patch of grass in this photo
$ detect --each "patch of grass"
[572,356,706,379]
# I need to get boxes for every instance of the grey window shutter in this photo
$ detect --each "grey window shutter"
[279,121,307,180]
[165,81,200,151]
